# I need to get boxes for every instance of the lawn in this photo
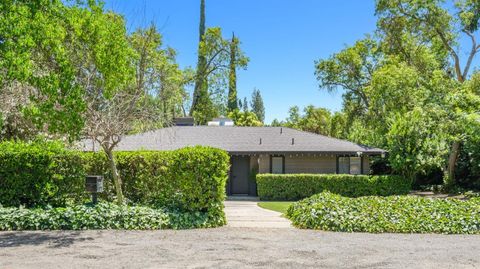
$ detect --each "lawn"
[258,201,293,214]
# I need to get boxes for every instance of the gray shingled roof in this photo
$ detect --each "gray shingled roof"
[81,126,385,154]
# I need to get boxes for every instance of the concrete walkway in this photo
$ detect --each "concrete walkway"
[224,200,292,228]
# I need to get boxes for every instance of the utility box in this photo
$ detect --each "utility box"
[85,175,104,193]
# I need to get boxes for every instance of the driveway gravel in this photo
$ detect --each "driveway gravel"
[1,228,479,269]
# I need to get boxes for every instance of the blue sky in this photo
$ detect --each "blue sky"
[103,1,378,123]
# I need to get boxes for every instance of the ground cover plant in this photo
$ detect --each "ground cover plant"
[256,174,411,200]
[286,191,480,234]
[0,202,222,231]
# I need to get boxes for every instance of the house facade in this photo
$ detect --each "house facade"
[82,118,385,196]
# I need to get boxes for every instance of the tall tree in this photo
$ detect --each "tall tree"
[250,88,265,123]
[376,0,480,185]
[190,0,210,117]
[242,97,249,112]
[227,33,239,112]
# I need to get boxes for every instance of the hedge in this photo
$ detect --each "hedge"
[83,147,230,215]
[0,202,224,230]
[0,141,87,207]
[256,174,411,200]
[0,141,230,228]
[286,192,480,234]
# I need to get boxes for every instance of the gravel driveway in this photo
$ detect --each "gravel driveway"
[1,228,479,269]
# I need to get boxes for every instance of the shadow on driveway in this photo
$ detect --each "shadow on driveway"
[0,231,94,248]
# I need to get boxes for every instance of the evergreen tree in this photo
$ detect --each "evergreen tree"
[227,32,239,112]
[250,88,265,123]
[242,97,249,112]
[190,0,213,121]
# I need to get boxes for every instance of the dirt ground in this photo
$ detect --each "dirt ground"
[1,228,479,269]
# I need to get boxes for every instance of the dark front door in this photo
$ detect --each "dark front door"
[230,156,250,195]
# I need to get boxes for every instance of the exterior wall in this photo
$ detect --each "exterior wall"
[285,155,337,174]
[254,154,371,175]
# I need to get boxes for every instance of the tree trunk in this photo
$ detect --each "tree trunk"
[444,141,461,186]
[105,148,124,204]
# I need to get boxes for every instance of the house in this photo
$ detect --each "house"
[83,117,385,196]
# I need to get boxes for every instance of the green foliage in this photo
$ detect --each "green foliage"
[286,191,480,234]
[83,146,230,216]
[227,109,263,126]
[0,141,229,227]
[250,88,265,123]
[0,202,224,230]
[256,174,411,201]
[386,108,450,181]
[0,0,89,139]
[0,140,87,207]
[227,33,239,112]
[191,26,249,122]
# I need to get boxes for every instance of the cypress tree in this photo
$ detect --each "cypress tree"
[190,0,208,116]
[227,32,238,112]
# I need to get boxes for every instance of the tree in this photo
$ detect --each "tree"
[190,0,208,117]
[227,33,239,112]
[250,88,265,123]
[227,109,262,126]
[190,0,248,123]
[128,26,188,132]
[375,0,480,185]
[242,97,249,112]
[0,0,87,140]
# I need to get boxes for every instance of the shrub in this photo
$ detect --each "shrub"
[0,202,224,230]
[286,192,480,234]
[83,146,230,215]
[0,140,87,207]
[256,174,411,200]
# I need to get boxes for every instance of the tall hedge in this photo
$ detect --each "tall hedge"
[0,141,87,207]
[256,174,411,200]
[0,141,230,223]
[83,146,230,216]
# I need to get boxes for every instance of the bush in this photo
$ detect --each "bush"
[286,192,480,234]
[0,141,230,228]
[83,146,230,216]
[256,174,411,200]
[0,140,87,207]
[0,202,224,230]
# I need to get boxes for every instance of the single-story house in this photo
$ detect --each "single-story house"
[83,117,385,196]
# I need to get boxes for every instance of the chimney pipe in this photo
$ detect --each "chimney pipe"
[259,138,262,145]
[291,138,294,145]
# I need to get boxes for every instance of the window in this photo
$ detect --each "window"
[350,157,361,175]
[338,157,350,174]
[338,156,362,174]
[271,156,284,174]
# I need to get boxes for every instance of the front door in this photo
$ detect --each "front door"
[230,156,250,195]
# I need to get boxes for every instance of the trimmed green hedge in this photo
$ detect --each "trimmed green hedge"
[286,192,480,234]
[0,141,230,228]
[0,202,223,230]
[0,141,87,207]
[83,147,230,215]
[256,174,411,200]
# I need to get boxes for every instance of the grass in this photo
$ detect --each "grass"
[258,201,293,214]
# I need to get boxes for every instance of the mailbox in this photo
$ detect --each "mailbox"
[85,175,104,193]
